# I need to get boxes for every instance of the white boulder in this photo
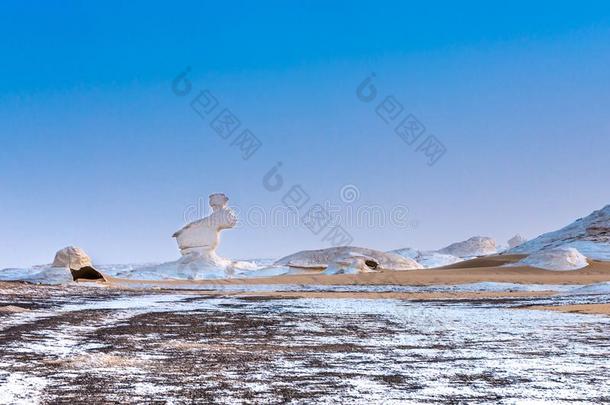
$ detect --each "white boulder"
[52,246,92,270]
[515,247,588,271]
[437,236,497,258]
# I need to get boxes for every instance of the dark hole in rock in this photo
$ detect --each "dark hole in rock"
[365,260,378,269]
[70,266,105,281]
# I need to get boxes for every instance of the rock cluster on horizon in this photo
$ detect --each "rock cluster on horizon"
[391,236,498,269]
[437,236,498,258]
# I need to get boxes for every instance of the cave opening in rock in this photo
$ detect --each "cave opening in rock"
[365,260,378,270]
[70,266,105,281]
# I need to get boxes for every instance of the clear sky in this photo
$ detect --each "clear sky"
[2,1,610,268]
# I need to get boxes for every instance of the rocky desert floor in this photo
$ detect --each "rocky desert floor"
[1,281,610,404]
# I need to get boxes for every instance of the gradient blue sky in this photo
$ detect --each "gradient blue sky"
[2,1,610,267]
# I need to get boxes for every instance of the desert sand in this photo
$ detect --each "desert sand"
[2,280,608,403]
[524,303,610,316]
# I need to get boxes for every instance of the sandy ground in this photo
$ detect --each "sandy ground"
[101,255,610,288]
[525,303,610,316]
[181,290,559,300]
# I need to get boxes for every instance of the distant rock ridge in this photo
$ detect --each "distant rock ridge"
[509,204,610,260]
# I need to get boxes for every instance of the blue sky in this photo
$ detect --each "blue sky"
[2,1,610,267]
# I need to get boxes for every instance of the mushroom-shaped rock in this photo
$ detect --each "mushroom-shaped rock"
[515,247,588,271]
[275,246,423,272]
[507,234,527,249]
[52,246,92,270]
[437,236,497,258]
[172,193,237,266]
[112,193,258,280]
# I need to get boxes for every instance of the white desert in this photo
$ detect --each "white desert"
[3,195,610,404]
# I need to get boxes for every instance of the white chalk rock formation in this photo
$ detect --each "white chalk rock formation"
[120,193,261,280]
[509,205,610,261]
[390,248,463,269]
[437,236,497,258]
[514,247,588,271]
[507,234,527,249]
[172,193,238,268]
[52,246,92,270]
[276,246,423,272]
